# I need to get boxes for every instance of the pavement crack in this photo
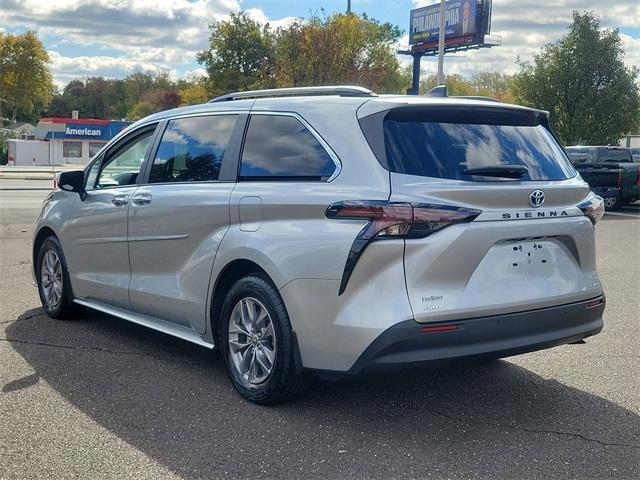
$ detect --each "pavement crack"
[421,406,640,449]
[0,336,205,366]
[0,261,30,267]
[0,312,43,325]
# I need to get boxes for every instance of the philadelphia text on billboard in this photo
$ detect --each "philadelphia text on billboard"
[410,0,478,45]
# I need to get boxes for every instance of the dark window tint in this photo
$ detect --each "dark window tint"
[381,108,576,181]
[240,115,336,180]
[565,147,593,164]
[595,148,632,163]
[149,115,237,183]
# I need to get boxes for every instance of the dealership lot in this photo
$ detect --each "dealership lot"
[1,183,638,479]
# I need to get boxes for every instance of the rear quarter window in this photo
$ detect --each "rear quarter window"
[239,114,337,181]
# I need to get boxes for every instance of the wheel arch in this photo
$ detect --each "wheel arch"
[209,257,305,375]
[209,259,272,347]
[32,226,58,276]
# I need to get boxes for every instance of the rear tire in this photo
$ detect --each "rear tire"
[36,236,77,319]
[220,274,309,405]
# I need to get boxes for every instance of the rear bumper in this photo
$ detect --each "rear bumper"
[342,295,605,375]
[592,186,620,198]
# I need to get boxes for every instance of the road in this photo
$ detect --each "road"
[1,180,639,479]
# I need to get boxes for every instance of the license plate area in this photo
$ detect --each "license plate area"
[509,240,550,270]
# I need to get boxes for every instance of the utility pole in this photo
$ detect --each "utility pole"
[347,0,351,13]
[436,0,446,85]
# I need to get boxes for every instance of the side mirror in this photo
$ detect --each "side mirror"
[57,170,85,195]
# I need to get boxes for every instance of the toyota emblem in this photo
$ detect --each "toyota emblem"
[529,190,545,207]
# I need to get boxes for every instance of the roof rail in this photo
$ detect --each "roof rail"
[424,86,501,103]
[209,85,377,103]
[454,95,501,103]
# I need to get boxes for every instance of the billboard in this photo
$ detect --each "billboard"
[410,0,479,45]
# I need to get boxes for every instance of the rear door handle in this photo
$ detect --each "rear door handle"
[131,193,152,206]
[111,194,130,207]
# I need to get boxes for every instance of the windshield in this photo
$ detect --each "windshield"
[381,108,576,181]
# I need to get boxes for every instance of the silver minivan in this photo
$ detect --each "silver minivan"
[33,86,606,404]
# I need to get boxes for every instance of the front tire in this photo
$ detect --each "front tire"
[36,236,77,319]
[220,275,309,405]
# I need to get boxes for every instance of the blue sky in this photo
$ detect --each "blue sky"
[1,1,638,89]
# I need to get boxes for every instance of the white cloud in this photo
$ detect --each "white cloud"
[184,68,208,80]
[48,50,172,88]
[407,0,639,78]
[245,8,299,30]
[1,0,637,87]
[0,0,292,86]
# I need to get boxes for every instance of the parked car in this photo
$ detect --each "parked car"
[630,147,640,163]
[33,86,606,404]
[565,146,640,210]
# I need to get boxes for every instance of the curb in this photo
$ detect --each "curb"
[0,174,55,180]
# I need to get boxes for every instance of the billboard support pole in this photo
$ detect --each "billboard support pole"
[408,53,421,95]
[436,0,446,84]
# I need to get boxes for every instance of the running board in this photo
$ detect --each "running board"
[73,298,215,349]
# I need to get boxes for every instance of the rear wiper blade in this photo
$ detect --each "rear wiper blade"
[462,165,528,179]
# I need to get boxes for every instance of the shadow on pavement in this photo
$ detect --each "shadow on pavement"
[5,308,640,479]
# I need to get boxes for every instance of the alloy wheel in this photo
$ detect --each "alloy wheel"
[227,297,277,386]
[41,249,63,309]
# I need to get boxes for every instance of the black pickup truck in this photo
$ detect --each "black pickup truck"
[565,146,640,210]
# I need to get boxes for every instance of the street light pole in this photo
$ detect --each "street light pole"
[436,0,446,85]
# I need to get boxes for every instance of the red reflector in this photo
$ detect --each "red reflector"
[420,324,458,334]
[585,298,604,309]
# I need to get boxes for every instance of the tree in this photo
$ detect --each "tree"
[0,31,54,123]
[274,13,410,93]
[43,72,184,120]
[196,11,411,95]
[197,12,276,94]
[178,78,210,105]
[420,73,515,103]
[512,11,640,145]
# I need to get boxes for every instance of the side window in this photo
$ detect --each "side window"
[149,115,237,183]
[84,157,101,191]
[96,130,154,189]
[239,115,337,180]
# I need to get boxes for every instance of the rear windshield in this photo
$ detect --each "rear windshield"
[378,108,576,181]
[565,147,592,164]
[595,149,632,163]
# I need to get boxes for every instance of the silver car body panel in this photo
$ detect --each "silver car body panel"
[127,182,234,334]
[65,186,140,309]
[32,93,605,372]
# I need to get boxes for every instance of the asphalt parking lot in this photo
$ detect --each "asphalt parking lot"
[1,180,638,479]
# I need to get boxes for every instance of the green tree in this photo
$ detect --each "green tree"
[512,11,640,145]
[274,13,410,93]
[197,11,410,95]
[44,71,184,120]
[420,73,515,102]
[0,31,54,122]
[178,77,210,105]
[197,12,276,94]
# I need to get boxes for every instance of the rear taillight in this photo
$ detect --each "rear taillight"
[326,201,481,294]
[578,195,605,226]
